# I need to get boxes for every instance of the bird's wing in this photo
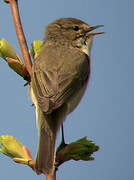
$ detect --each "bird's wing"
[31,47,90,114]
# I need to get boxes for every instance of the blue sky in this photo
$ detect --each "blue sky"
[0,0,133,180]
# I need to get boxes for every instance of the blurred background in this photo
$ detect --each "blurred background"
[0,0,133,180]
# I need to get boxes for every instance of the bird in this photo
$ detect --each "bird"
[30,17,103,175]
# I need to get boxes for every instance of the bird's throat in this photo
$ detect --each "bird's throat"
[74,36,93,56]
[80,36,93,56]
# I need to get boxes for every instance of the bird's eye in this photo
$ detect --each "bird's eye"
[72,26,79,31]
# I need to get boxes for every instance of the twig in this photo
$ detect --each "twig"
[5,0,32,76]
[46,173,56,180]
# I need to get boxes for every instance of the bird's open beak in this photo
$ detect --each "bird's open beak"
[87,25,104,36]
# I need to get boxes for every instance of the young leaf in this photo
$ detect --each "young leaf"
[0,135,28,159]
[30,39,43,59]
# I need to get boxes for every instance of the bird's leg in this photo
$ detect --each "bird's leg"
[55,123,68,170]
[61,123,65,145]
[60,123,67,148]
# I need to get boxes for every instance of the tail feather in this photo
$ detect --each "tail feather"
[35,105,67,175]
[35,127,56,174]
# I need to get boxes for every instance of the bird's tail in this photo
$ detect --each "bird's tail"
[35,125,56,174]
[35,105,66,175]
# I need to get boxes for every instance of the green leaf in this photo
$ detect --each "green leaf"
[0,38,20,62]
[0,39,30,81]
[0,135,28,159]
[30,39,43,59]
[56,137,99,167]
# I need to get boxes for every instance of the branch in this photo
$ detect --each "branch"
[4,0,32,76]
[46,174,56,180]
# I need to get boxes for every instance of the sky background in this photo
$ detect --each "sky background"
[0,0,133,180]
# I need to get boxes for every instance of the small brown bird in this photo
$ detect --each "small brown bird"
[30,18,103,175]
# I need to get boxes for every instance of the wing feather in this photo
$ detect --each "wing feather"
[31,46,89,114]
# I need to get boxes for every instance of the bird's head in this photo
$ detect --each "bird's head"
[45,18,103,55]
[45,18,103,42]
